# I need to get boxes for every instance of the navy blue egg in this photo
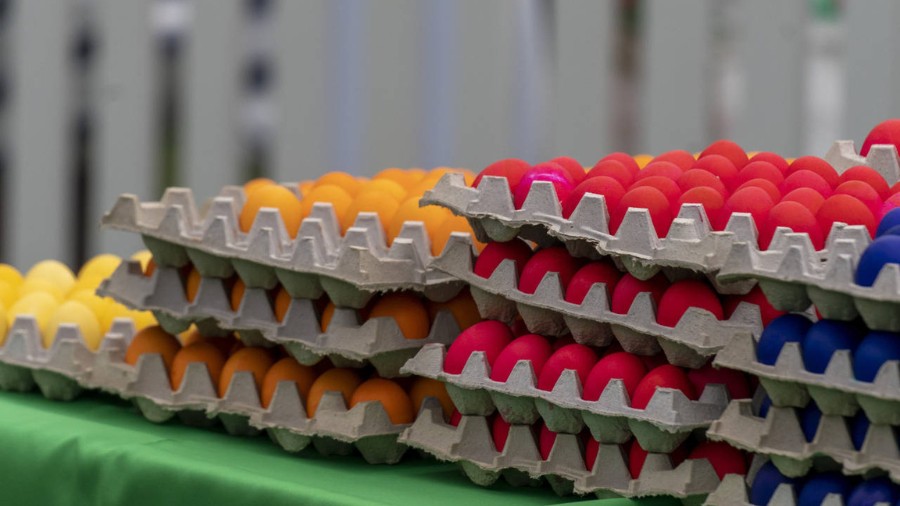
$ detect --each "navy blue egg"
[801,320,864,374]
[855,236,900,287]
[847,477,899,506]
[853,331,900,382]
[798,472,852,506]
[751,461,799,505]
[849,411,870,450]
[799,403,822,442]
[757,314,813,366]
[882,225,900,237]
[876,208,900,237]
[758,394,772,418]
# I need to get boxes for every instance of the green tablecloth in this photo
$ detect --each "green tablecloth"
[0,390,681,506]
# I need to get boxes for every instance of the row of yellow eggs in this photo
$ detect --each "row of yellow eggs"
[0,252,157,352]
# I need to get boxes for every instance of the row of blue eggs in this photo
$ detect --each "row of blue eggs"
[756,398,890,452]
[752,461,899,506]
[857,208,900,287]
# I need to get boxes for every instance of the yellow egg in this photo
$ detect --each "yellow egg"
[77,254,121,281]
[0,280,18,311]
[67,289,115,332]
[19,277,66,302]
[0,264,23,289]
[127,309,157,331]
[71,274,108,293]
[0,304,8,346]
[130,250,153,271]
[25,260,76,294]
[45,300,103,351]
[7,292,59,336]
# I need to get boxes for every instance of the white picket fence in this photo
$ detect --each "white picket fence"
[1,0,898,269]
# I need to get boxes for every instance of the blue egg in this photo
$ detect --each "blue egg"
[751,461,799,505]
[799,403,822,442]
[758,394,772,418]
[801,320,865,374]
[847,477,899,506]
[856,236,900,287]
[849,411,870,450]
[853,331,900,382]
[798,472,852,506]
[882,225,900,237]
[757,314,814,366]
[876,208,900,237]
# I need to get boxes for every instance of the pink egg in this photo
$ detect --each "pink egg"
[561,176,626,219]
[687,362,751,399]
[816,194,877,239]
[724,187,775,233]
[473,239,533,279]
[582,351,648,401]
[596,152,640,176]
[759,201,823,250]
[677,187,727,230]
[838,166,890,199]
[883,194,900,215]
[860,119,900,157]
[787,156,839,187]
[490,333,554,383]
[443,320,514,374]
[629,176,683,214]
[585,160,635,187]
[635,161,684,182]
[737,161,784,187]
[748,152,789,174]
[692,155,740,190]
[781,187,826,214]
[656,279,724,328]
[610,273,668,315]
[781,170,833,198]
[518,246,583,295]
[513,163,576,209]
[736,178,782,203]
[833,180,883,219]
[723,285,784,326]
[549,156,586,183]
[536,343,599,391]
[631,364,696,409]
[687,441,747,480]
[612,186,674,237]
[651,150,696,171]
[474,158,531,190]
[564,261,622,305]
[538,423,557,460]
[676,169,728,197]
[700,140,748,170]
[491,414,511,452]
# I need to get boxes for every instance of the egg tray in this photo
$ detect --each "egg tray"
[713,332,900,425]
[398,402,721,500]
[401,344,729,454]
[706,473,871,506]
[102,186,465,309]
[432,235,761,369]
[81,332,412,464]
[707,399,899,483]
[97,261,459,378]
[717,227,900,333]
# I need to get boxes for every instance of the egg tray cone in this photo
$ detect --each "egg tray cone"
[432,235,762,369]
[398,403,721,499]
[706,472,864,506]
[101,185,465,308]
[98,261,459,378]
[707,399,900,483]
[401,344,729,454]
[717,228,900,333]
[713,333,900,424]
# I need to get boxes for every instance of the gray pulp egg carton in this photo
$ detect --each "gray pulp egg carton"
[431,235,761,369]
[706,473,869,506]
[717,226,900,332]
[101,186,464,309]
[713,332,900,425]
[708,399,899,482]
[0,315,138,401]
[824,141,900,186]
[97,261,459,378]
[83,332,412,464]
[401,343,729,454]
[398,402,721,499]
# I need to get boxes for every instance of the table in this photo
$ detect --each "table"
[0,390,682,506]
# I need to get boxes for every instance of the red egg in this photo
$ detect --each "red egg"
[687,362,751,399]
[737,161,784,187]
[628,440,653,479]
[538,423,557,460]
[564,261,622,305]
[787,156,839,187]
[639,353,669,371]
[610,273,668,315]
[676,169,728,197]
[833,181,883,218]
[781,170,833,198]
[759,201,823,250]
[700,140,748,170]
[838,166,890,199]
[629,176,683,213]
[474,158,531,190]
[449,409,462,426]
[651,150,696,171]
[860,119,900,157]
[678,187,727,230]
[585,160,635,188]
[536,343,599,391]
[736,178,781,203]
[656,279,724,327]
[692,155,740,190]
[816,194,877,239]
[748,152,789,174]
[551,336,576,351]
[781,187,826,214]
[513,163,576,209]
[443,320,514,374]
[492,414,511,452]
[892,181,900,195]
[490,334,554,383]
[518,247,583,295]
[631,364,696,409]
[884,194,900,215]
[612,186,674,237]
[636,161,684,182]
[723,285,785,326]
[582,351,648,401]
[724,187,775,233]
[549,156,587,184]
[687,441,747,480]
[585,436,601,471]
[562,176,626,219]
[596,152,640,176]
[473,239,532,279]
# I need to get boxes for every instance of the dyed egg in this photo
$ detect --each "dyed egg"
[797,472,852,506]
[473,158,531,190]
[751,461,798,506]
[834,181,883,218]
[564,261,622,305]
[170,342,227,391]
[260,357,316,408]
[315,171,363,195]
[584,436,601,471]
[472,239,532,279]
[687,363,750,399]
[185,268,201,303]
[513,163,576,209]
[839,166,890,199]
[430,215,484,257]
[386,197,451,244]
[651,150,695,171]
[25,260,76,294]
[787,156,839,187]
[800,403,822,440]
[449,409,462,427]
[490,333,553,383]
[443,320,513,374]
[77,254,121,281]
[631,364,696,409]
[0,306,6,345]
[781,170,833,199]
[700,139,748,170]
[656,279,724,328]
[340,191,401,234]
[320,302,336,332]
[861,119,900,156]
[561,176,626,219]
[882,193,900,215]
[876,208,900,237]
[692,154,740,191]
[846,477,899,506]
[757,314,813,365]
[349,378,415,425]
[408,377,454,419]
[610,273,668,315]
[782,187,826,214]
[629,176,683,209]
[358,179,407,201]
[549,156,586,183]
[536,343,599,391]
[724,187,775,233]
[0,263,23,289]
[44,300,102,351]
[849,411,870,451]
[760,201,823,250]
[686,441,747,480]
[856,236,900,287]
[305,368,362,417]
[229,278,245,312]
[676,169,729,197]
[628,440,655,478]
[273,287,291,322]
[491,414,511,452]
[596,152,640,176]
[299,184,353,220]
[538,423,557,460]
[426,289,481,331]
[244,177,275,193]
[19,277,66,302]
[748,152,789,174]
[801,319,864,374]
[218,347,274,397]
[722,285,784,326]
[0,280,16,312]
[737,178,782,203]
[585,159,635,187]
[635,161,684,182]
[374,167,424,189]
[582,351,647,401]
[368,292,430,340]
[678,187,727,230]
[518,247,583,295]
[853,331,900,382]
[7,292,59,336]
[611,186,673,237]
[239,184,303,238]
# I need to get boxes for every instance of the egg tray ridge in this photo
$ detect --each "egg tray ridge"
[713,332,900,425]
[398,402,721,499]
[97,261,459,378]
[707,399,899,483]
[401,343,729,454]
[101,185,465,308]
[432,234,762,369]
[421,142,900,284]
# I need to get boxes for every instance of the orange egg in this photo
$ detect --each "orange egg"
[320,302,335,332]
[314,171,362,196]
[427,289,481,331]
[408,377,454,419]
[243,177,276,193]
[230,278,245,312]
[169,342,226,391]
[218,347,274,397]
[298,181,315,197]
[239,184,303,238]
[368,292,430,340]
[374,167,425,189]
[300,184,353,220]
[185,268,201,303]
[358,179,407,201]
[349,378,415,425]
[430,214,484,256]
[124,325,182,372]
[386,197,452,244]
[634,154,653,169]
[305,368,362,417]
[340,192,400,234]
[260,357,317,408]
[272,287,292,322]
[144,258,157,277]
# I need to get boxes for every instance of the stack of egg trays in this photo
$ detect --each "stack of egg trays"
[711,332,900,481]
[101,185,465,309]
[402,343,729,455]
[398,401,721,500]
[97,261,459,378]
[421,141,900,284]
[432,234,763,368]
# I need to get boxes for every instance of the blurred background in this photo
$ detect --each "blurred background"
[0,0,895,270]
